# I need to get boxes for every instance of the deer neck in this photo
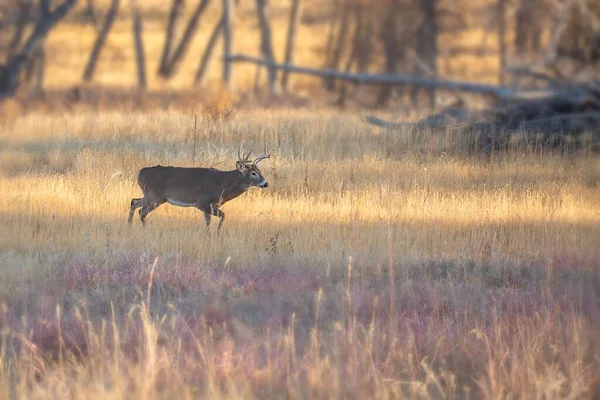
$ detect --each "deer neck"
[220,170,250,203]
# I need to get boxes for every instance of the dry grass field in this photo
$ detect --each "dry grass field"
[0,108,599,398]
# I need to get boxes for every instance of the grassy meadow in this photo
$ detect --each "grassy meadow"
[0,108,599,398]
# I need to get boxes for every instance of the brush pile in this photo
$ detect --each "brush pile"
[365,81,600,152]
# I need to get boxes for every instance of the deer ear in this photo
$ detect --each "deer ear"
[236,161,247,173]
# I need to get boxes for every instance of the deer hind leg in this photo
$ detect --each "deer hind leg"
[128,198,145,225]
[139,201,163,227]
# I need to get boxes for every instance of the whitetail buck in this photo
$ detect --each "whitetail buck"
[128,147,270,232]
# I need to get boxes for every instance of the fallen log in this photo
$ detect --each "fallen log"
[225,53,534,100]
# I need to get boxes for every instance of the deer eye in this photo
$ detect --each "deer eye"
[250,171,258,177]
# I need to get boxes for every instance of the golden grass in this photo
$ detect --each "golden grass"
[0,109,599,398]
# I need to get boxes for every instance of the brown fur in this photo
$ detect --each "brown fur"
[128,155,269,232]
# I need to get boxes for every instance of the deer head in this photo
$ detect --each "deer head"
[236,145,270,188]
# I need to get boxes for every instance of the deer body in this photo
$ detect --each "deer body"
[128,149,269,232]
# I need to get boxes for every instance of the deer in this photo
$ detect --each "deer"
[128,146,270,232]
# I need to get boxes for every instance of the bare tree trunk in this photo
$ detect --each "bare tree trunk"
[353,0,372,73]
[35,47,45,94]
[160,0,212,78]
[158,0,184,76]
[25,47,39,82]
[255,0,278,93]
[497,0,506,85]
[426,1,438,109]
[1,0,77,98]
[195,17,224,84]
[7,2,31,61]
[544,1,570,67]
[222,0,234,89]
[514,0,544,62]
[326,0,352,90]
[324,0,340,67]
[25,46,46,95]
[281,0,302,91]
[410,0,438,109]
[377,2,404,106]
[514,0,527,57]
[130,0,146,88]
[530,18,542,56]
[336,39,357,107]
[82,0,120,82]
[346,0,372,102]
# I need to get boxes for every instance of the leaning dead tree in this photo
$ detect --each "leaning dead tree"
[194,15,223,84]
[0,0,77,99]
[158,0,184,76]
[6,2,45,94]
[82,0,146,88]
[157,0,211,79]
[6,2,31,62]
[82,0,120,82]
[194,0,240,85]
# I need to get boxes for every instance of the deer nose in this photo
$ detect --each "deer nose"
[260,181,269,188]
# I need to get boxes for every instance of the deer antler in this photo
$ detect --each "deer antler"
[239,143,268,165]
[253,153,270,165]
[238,144,252,163]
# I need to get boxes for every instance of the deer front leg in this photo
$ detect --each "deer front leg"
[210,204,225,233]
[197,202,213,233]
